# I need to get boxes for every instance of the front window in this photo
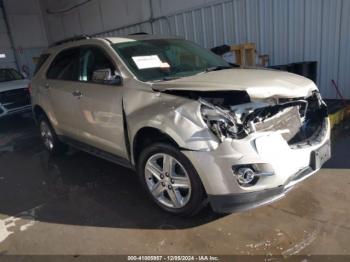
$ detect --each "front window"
[0,68,23,82]
[113,39,230,82]
[79,47,116,82]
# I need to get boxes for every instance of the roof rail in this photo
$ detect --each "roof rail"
[49,35,91,47]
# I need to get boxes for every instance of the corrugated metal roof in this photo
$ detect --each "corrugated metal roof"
[95,0,350,99]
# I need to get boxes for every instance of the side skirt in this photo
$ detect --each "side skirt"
[59,136,135,170]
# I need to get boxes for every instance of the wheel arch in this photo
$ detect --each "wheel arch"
[32,105,60,135]
[132,127,180,165]
[33,105,47,123]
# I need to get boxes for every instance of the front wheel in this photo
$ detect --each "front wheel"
[137,143,206,216]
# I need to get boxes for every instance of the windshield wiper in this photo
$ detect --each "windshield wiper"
[205,65,232,72]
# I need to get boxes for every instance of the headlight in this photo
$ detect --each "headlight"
[200,99,246,141]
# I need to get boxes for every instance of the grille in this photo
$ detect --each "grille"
[253,106,302,141]
[0,88,31,110]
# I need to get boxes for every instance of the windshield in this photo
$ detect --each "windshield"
[113,39,230,82]
[0,68,23,82]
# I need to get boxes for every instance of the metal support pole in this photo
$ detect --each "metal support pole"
[149,0,154,34]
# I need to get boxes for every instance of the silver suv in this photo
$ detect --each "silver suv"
[31,35,331,216]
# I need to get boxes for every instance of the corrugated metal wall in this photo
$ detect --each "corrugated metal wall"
[1,0,48,77]
[95,0,350,99]
[0,0,17,70]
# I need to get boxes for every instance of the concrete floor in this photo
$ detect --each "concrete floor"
[0,114,349,257]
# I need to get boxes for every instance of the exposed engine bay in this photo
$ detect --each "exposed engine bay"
[164,90,328,145]
[201,91,328,145]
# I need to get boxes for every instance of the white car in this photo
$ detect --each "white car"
[0,68,31,118]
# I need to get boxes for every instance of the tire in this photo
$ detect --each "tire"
[137,143,207,216]
[38,114,67,155]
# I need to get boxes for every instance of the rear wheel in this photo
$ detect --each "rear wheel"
[38,115,67,155]
[137,143,206,216]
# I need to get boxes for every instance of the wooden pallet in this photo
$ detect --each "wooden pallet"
[230,43,270,67]
[230,43,256,66]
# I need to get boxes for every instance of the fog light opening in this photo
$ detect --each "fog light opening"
[234,166,259,186]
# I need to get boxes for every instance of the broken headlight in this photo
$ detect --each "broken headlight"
[200,99,246,141]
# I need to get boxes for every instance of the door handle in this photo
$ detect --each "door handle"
[72,90,83,98]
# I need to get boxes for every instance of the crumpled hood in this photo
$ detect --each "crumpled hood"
[0,79,30,92]
[152,69,318,99]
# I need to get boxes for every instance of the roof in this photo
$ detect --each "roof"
[104,34,181,44]
[45,34,181,53]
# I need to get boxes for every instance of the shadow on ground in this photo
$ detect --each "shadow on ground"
[0,115,225,230]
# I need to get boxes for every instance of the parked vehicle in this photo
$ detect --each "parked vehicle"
[31,35,331,216]
[0,68,31,118]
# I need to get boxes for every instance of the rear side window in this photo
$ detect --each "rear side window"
[34,54,50,76]
[47,48,80,81]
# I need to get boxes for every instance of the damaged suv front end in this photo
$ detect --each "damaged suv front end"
[199,92,329,212]
[114,37,331,214]
[155,83,330,213]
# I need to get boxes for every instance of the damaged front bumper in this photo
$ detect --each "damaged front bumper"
[208,164,325,213]
[182,118,331,213]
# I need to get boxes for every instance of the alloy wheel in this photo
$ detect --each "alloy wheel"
[144,153,192,209]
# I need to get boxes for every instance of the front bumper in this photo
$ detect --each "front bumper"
[182,118,331,213]
[208,166,319,213]
[0,104,32,118]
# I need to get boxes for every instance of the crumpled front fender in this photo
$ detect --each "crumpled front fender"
[125,89,219,162]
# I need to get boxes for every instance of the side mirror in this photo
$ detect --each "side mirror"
[92,68,122,85]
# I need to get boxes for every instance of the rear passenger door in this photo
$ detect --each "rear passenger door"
[76,46,127,158]
[46,47,83,140]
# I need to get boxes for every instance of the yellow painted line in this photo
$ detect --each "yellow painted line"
[329,107,347,129]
